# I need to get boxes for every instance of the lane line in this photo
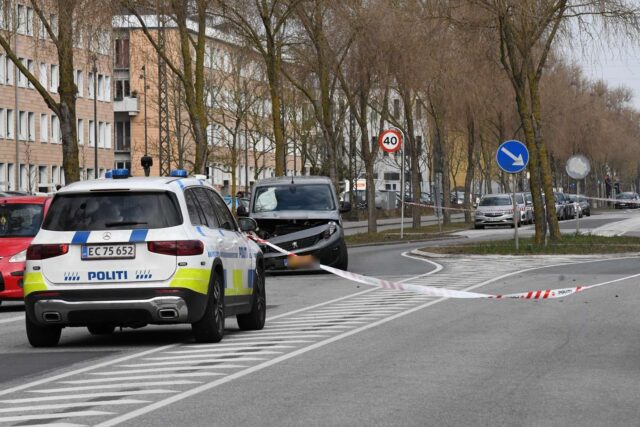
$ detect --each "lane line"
[0,390,178,404]
[0,411,112,423]
[141,355,273,362]
[166,345,295,354]
[89,365,245,376]
[30,381,202,393]
[0,399,148,413]
[0,344,178,398]
[61,373,223,384]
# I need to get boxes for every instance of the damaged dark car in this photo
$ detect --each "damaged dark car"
[241,176,350,271]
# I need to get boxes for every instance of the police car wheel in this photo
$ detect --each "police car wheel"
[192,271,225,343]
[237,266,266,331]
[87,324,116,335]
[26,315,61,347]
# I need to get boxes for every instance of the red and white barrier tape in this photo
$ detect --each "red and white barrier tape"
[248,235,605,300]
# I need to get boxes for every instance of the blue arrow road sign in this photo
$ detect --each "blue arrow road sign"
[496,140,529,174]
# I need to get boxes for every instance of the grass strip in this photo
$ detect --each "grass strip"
[346,222,470,246]
[425,234,640,255]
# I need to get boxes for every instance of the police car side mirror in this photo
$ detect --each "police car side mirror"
[238,217,257,232]
[237,205,249,217]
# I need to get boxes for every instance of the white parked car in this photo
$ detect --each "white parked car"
[474,194,526,229]
[23,169,265,347]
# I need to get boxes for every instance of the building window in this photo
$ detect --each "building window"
[115,121,130,151]
[105,122,111,149]
[97,74,104,101]
[0,109,5,138]
[6,109,13,138]
[77,118,84,145]
[17,58,27,87]
[115,38,129,68]
[98,121,105,148]
[40,114,48,142]
[28,112,35,141]
[18,111,26,140]
[89,120,95,147]
[50,64,59,93]
[88,72,94,99]
[39,63,47,88]
[114,79,130,100]
[104,76,111,101]
[0,54,5,84]
[5,57,13,85]
[51,115,60,143]
[75,70,83,97]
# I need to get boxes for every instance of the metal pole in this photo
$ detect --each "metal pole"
[14,32,19,190]
[92,56,98,179]
[400,138,405,240]
[576,180,581,235]
[513,173,518,251]
[143,66,148,153]
[244,116,249,191]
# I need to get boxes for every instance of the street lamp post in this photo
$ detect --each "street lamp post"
[92,55,98,179]
[141,65,150,176]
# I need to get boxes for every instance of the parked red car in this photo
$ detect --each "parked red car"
[0,196,51,304]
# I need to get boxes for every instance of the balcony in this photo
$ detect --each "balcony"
[113,96,139,116]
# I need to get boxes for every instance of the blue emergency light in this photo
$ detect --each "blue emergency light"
[170,169,188,178]
[105,170,112,179]
[111,169,130,179]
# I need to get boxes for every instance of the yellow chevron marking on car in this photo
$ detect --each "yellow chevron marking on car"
[169,268,210,295]
[23,272,47,297]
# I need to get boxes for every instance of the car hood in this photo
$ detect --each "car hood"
[0,237,32,257]
[251,210,340,221]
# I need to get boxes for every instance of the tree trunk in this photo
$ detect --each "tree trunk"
[463,110,476,224]
[401,88,421,229]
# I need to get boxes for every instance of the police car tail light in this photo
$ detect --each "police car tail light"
[147,240,203,256]
[27,244,69,260]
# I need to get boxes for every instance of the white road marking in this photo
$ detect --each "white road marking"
[269,320,366,326]
[29,381,201,393]
[166,345,295,354]
[0,390,177,404]
[117,360,247,368]
[224,334,328,341]
[14,424,86,427]
[265,288,378,321]
[141,354,275,362]
[89,365,241,375]
[60,373,223,384]
[0,399,147,413]
[0,344,178,398]
[94,255,640,427]
[0,411,112,423]
[180,340,313,349]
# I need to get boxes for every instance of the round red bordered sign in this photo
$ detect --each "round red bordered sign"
[378,129,402,153]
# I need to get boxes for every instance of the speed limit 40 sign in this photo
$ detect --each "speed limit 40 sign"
[378,129,402,153]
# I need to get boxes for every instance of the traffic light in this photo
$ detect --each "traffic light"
[614,182,620,193]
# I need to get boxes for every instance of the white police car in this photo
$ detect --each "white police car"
[23,169,265,347]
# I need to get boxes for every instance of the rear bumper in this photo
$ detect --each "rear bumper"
[25,288,208,327]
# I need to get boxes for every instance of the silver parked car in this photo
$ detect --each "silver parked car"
[474,194,525,229]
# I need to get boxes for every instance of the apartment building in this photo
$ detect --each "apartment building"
[0,2,113,192]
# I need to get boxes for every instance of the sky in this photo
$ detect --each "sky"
[570,40,640,109]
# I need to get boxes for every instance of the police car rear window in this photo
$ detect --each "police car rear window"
[43,191,182,231]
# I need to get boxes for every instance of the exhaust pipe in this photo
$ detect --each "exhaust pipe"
[42,312,62,322]
[158,308,178,320]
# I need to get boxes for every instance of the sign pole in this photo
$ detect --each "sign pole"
[400,139,405,240]
[576,180,580,235]
[513,173,519,251]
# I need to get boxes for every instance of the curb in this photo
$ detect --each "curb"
[409,249,640,259]
[346,234,464,249]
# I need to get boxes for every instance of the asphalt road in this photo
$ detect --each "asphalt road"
[1,212,640,426]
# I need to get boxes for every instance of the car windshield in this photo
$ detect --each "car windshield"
[43,191,182,231]
[254,184,335,212]
[0,204,44,237]
[479,196,511,206]
[619,193,635,199]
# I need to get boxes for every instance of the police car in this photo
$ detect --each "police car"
[23,169,265,347]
